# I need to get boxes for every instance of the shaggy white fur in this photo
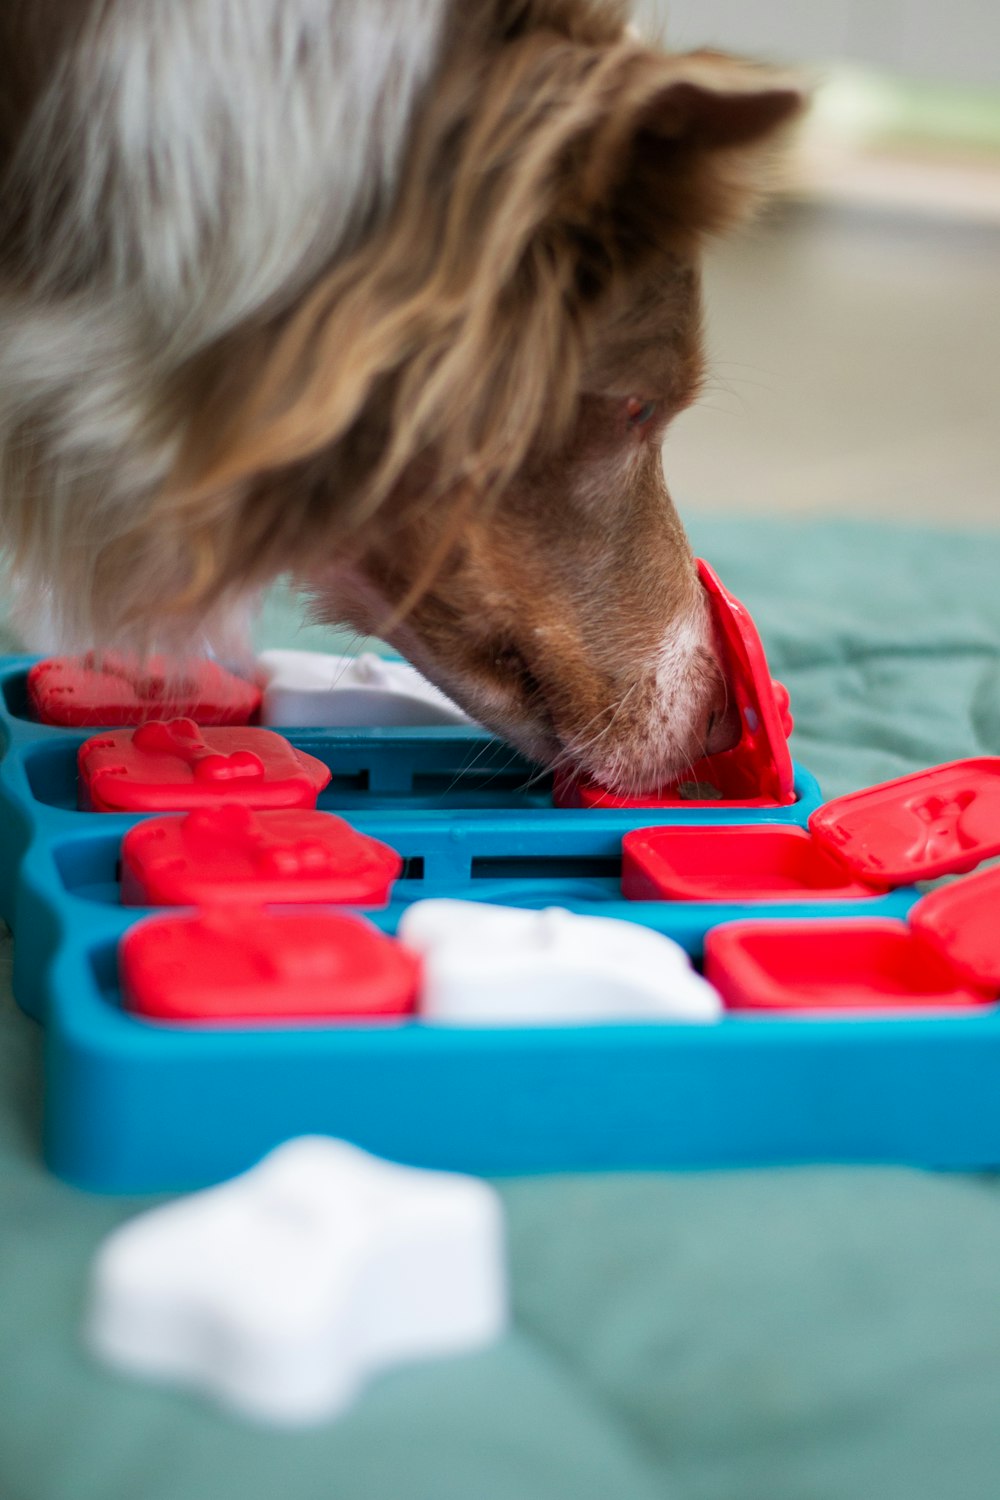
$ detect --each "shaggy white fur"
[0,0,449,646]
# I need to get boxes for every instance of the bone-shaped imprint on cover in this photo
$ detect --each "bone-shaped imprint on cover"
[905,791,979,865]
[131,720,265,782]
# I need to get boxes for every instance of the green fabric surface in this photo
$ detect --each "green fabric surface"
[4,518,1000,1500]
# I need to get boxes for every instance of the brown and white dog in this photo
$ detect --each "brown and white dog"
[0,0,802,793]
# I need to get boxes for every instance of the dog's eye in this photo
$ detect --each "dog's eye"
[494,646,528,679]
[493,645,542,701]
[626,398,658,428]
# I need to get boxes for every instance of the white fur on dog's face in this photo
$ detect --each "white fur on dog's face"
[560,601,723,794]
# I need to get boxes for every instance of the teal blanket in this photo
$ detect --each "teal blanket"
[4,518,1000,1500]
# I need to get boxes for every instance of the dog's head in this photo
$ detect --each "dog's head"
[2,3,803,791]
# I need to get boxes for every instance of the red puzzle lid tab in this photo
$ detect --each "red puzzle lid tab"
[79,719,330,813]
[554,558,795,810]
[28,652,260,727]
[908,863,1000,993]
[120,907,420,1023]
[808,758,1000,885]
[696,558,795,804]
[121,806,403,908]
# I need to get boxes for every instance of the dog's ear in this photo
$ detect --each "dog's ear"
[565,49,806,277]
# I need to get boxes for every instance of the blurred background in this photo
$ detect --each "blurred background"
[634,1,1000,523]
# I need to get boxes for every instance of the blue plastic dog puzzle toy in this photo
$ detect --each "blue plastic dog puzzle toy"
[4,566,1000,1192]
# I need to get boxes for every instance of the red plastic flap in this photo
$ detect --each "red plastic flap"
[909,864,1000,992]
[621,824,886,903]
[28,652,260,727]
[78,719,331,813]
[694,559,796,803]
[809,758,1000,885]
[121,806,403,908]
[555,558,795,809]
[705,918,995,1012]
[120,907,420,1023]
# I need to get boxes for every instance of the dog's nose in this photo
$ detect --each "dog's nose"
[703,696,742,757]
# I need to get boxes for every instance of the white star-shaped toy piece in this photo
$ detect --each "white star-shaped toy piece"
[398,900,722,1025]
[85,1137,507,1426]
[258,649,475,728]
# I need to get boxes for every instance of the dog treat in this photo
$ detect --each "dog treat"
[85,1137,507,1425]
[258,649,475,728]
[677,780,724,801]
[398,899,721,1025]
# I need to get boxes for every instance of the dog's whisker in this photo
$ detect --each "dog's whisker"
[517,679,642,793]
[435,723,528,803]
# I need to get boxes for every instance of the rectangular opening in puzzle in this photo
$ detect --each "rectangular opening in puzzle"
[324,769,371,794]
[410,768,551,797]
[52,833,123,904]
[88,938,122,1006]
[443,884,627,908]
[316,780,554,810]
[1,671,31,721]
[22,741,81,811]
[292,733,551,808]
[470,854,622,881]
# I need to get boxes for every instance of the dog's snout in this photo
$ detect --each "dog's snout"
[703,694,742,757]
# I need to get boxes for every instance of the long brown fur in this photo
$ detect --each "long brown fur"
[0,0,803,788]
[163,33,802,617]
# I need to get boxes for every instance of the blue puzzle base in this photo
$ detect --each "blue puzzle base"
[2,656,996,1193]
